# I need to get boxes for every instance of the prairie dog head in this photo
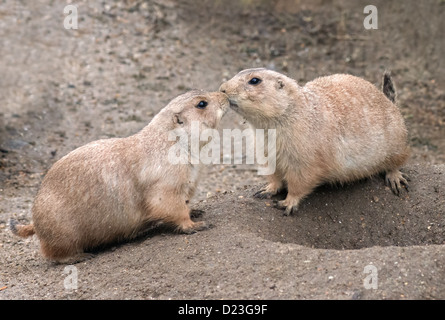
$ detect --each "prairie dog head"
[155,90,229,133]
[219,68,297,124]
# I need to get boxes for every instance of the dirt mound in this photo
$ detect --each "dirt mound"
[229,164,445,250]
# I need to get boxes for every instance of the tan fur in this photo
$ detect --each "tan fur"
[220,68,410,215]
[10,90,229,262]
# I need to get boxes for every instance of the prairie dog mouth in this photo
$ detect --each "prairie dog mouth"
[229,99,238,108]
[217,107,226,120]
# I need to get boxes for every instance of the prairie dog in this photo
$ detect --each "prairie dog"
[10,90,229,262]
[220,68,410,215]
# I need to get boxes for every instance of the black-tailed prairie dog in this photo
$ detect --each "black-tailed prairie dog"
[220,68,410,215]
[9,90,229,263]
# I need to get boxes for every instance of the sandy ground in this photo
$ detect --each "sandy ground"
[0,0,444,300]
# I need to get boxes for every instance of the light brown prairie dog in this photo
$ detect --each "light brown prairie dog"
[220,68,410,215]
[10,90,229,263]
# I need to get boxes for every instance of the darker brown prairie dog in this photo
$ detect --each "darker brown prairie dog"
[220,68,410,215]
[10,90,229,263]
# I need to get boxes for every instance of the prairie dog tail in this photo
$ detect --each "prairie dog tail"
[9,219,35,238]
[382,71,396,103]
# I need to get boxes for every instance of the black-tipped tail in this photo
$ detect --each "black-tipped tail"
[9,218,35,238]
[9,218,18,234]
[382,71,396,103]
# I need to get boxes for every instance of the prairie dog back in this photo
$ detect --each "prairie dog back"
[303,74,408,180]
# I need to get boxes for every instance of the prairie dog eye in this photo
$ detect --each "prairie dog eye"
[248,77,262,85]
[196,100,208,109]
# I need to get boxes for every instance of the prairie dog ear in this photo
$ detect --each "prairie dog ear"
[276,78,285,89]
[174,113,184,125]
